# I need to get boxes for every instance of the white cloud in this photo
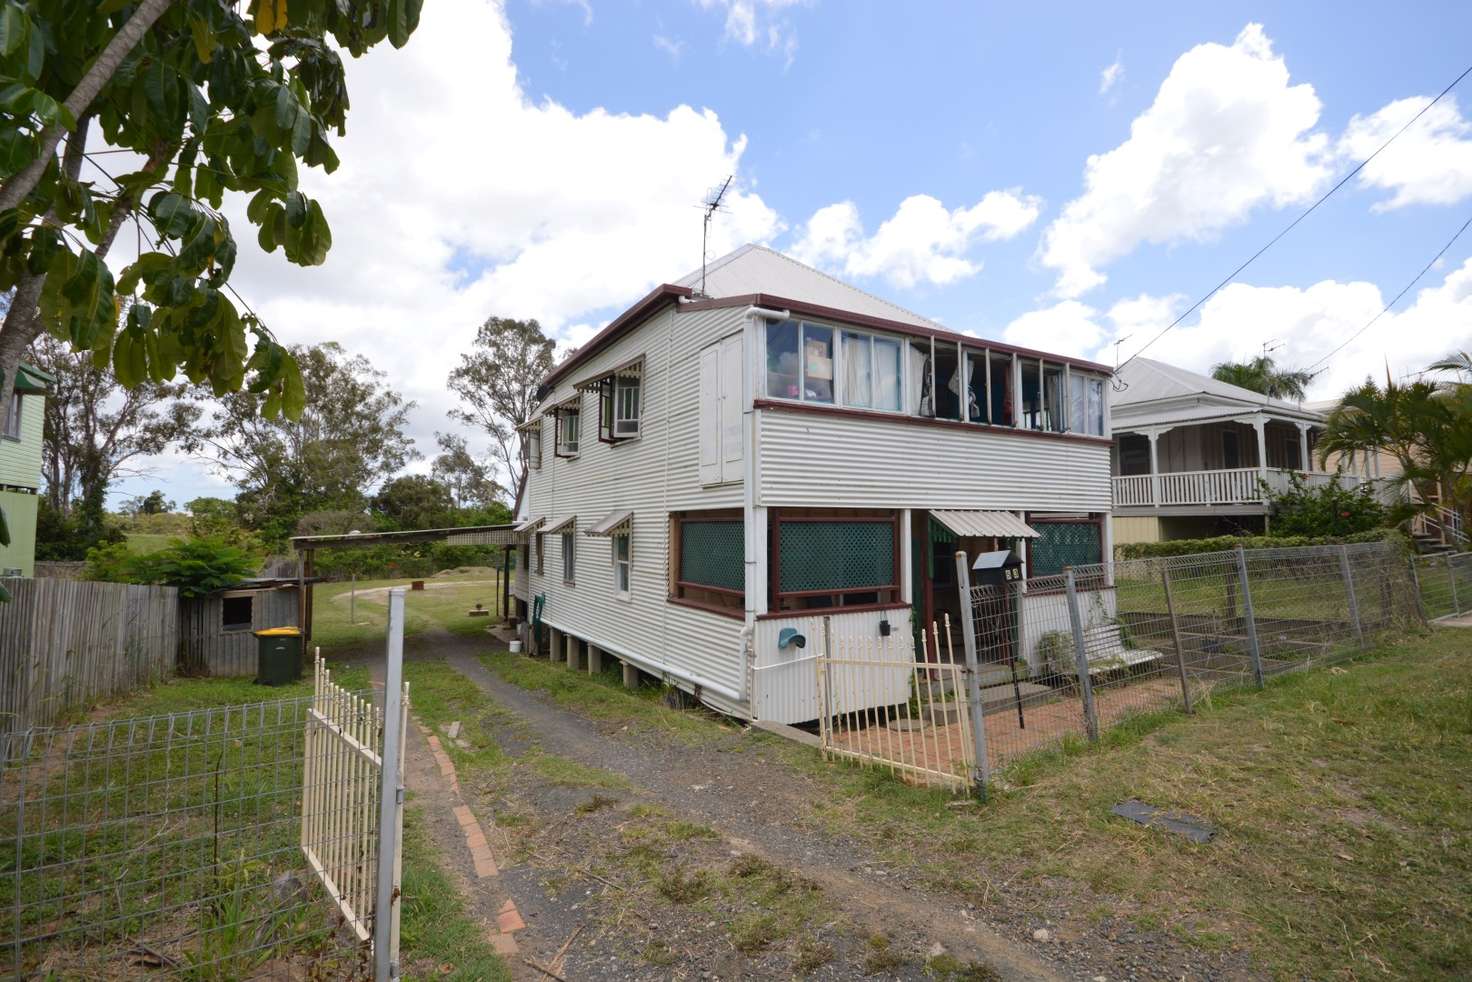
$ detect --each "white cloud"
[1340,95,1472,211]
[652,34,686,62]
[1039,23,1330,298]
[198,0,780,492]
[1099,55,1124,96]
[696,0,805,63]
[791,190,1043,289]
[1001,261,1472,400]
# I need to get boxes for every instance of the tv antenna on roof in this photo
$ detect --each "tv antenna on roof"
[699,175,733,297]
[1262,339,1283,357]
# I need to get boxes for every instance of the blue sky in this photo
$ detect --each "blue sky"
[112,0,1472,506]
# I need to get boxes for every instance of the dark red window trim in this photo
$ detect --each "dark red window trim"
[753,398,1112,447]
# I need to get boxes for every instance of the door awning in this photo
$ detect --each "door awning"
[584,510,633,537]
[544,515,576,535]
[514,517,544,533]
[931,510,1039,539]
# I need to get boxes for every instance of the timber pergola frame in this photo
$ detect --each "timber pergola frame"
[289,524,521,647]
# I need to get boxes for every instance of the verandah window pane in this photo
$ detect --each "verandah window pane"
[802,324,834,403]
[766,320,800,399]
[778,521,894,593]
[874,338,902,411]
[842,331,872,408]
[680,520,744,592]
[1068,373,1087,434]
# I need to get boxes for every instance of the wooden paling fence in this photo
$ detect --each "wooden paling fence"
[301,653,408,959]
[0,577,177,731]
[815,621,975,793]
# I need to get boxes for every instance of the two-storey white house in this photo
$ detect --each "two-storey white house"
[512,246,1114,723]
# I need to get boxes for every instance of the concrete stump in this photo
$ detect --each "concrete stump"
[548,627,562,664]
[565,634,582,670]
[587,645,603,675]
[622,661,639,689]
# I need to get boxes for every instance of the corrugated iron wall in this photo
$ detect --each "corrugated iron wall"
[178,587,299,677]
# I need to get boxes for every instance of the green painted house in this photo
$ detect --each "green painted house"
[1,364,52,577]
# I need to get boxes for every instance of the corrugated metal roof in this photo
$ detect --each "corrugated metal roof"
[931,510,1040,539]
[544,516,576,534]
[514,517,544,533]
[584,510,633,537]
[675,244,939,329]
[444,528,520,546]
[1115,358,1317,415]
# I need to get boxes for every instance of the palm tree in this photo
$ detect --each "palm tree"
[1431,350,1472,379]
[1317,373,1472,532]
[1211,355,1315,401]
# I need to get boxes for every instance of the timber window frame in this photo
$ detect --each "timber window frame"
[769,508,901,613]
[553,398,581,458]
[523,417,543,471]
[2,391,19,440]
[561,532,576,585]
[578,358,645,444]
[221,593,254,633]
[670,509,744,617]
[612,532,631,600]
[535,533,545,576]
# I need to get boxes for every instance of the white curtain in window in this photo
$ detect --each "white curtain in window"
[843,332,872,408]
[1068,373,1086,434]
[874,339,901,411]
[909,342,930,415]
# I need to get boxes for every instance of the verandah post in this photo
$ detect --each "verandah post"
[1064,568,1100,742]
[1160,561,1193,714]
[952,552,991,796]
[1339,544,1366,649]
[1234,545,1265,688]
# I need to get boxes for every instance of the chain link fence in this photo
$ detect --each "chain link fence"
[952,541,1426,789]
[0,696,379,978]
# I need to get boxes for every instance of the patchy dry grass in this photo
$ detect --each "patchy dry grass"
[312,570,505,651]
[789,628,1472,980]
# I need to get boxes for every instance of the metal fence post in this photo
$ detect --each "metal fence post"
[1339,545,1366,648]
[375,587,407,982]
[952,552,991,796]
[1160,561,1193,714]
[1234,546,1265,689]
[1449,553,1462,616]
[1064,568,1100,742]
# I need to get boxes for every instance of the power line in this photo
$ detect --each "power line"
[1302,211,1472,374]
[1117,60,1472,376]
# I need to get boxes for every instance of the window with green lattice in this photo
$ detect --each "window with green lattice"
[1027,519,1102,577]
[672,512,744,616]
[772,510,900,612]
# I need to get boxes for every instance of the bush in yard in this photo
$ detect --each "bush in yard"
[85,537,259,597]
[1263,472,1388,536]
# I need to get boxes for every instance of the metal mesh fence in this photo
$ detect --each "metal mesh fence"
[0,696,378,978]
[1413,551,1472,621]
[953,541,1429,783]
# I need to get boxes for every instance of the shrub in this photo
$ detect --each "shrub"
[84,537,260,597]
[1263,473,1388,536]
[1115,528,1407,560]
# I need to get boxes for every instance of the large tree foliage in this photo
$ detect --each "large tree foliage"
[447,317,554,506]
[431,431,502,508]
[371,474,454,530]
[185,341,415,545]
[1210,355,1314,401]
[1318,371,1472,531]
[0,0,423,440]
[29,330,196,514]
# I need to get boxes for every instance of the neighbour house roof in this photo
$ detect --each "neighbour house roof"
[1112,357,1324,428]
[544,244,1111,390]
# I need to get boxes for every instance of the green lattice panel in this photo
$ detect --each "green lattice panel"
[680,521,744,591]
[1030,522,1101,576]
[778,521,894,593]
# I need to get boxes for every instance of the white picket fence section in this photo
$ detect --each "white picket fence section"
[301,651,408,967]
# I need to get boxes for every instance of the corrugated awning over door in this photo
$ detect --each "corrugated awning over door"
[930,510,1040,539]
[544,516,576,535]
[584,510,633,537]
[514,517,544,533]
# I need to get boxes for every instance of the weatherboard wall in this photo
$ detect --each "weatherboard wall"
[0,391,43,490]
[524,302,750,705]
[757,408,1112,513]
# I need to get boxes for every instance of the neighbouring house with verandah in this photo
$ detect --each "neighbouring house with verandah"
[510,244,1116,724]
[1109,357,1381,545]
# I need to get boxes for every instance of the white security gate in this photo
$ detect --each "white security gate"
[301,588,410,981]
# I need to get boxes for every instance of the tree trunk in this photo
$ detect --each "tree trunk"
[0,0,174,214]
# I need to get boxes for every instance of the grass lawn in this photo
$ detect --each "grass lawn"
[480,626,1472,979]
[311,569,505,651]
[125,531,184,554]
